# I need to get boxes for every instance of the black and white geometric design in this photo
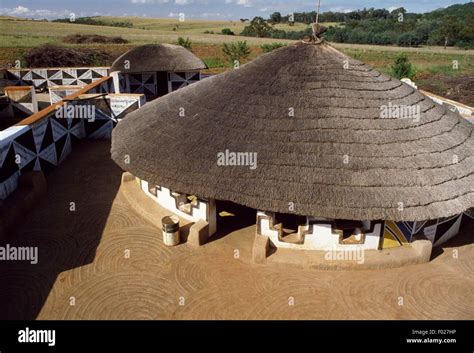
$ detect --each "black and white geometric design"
[125,72,158,96]
[169,72,201,92]
[0,137,21,200]
[5,68,109,90]
[433,215,463,246]
[49,87,83,104]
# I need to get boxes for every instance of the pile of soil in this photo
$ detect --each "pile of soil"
[418,75,474,107]
[24,44,111,68]
[63,34,128,44]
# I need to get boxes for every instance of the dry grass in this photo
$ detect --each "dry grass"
[1,16,473,98]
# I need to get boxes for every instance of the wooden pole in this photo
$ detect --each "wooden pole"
[315,0,321,26]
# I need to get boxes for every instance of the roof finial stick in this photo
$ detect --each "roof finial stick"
[315,0,321,27]
[311,0,326,43]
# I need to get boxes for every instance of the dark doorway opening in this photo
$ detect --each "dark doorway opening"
[211,200,257,241]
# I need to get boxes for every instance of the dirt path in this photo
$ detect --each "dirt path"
[0,140,473,320]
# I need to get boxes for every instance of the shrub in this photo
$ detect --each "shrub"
[222,41,251,63]
[203,58,226,68]
[260,42,286,53]
[221,28,235,35]
[391,53,416,79]
[397,32,421,47]
[24,44,111,68]
[177,37,192,50]
[456,40,474,49]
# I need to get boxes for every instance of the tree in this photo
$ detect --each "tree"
[241,16,273,37]
[397,32,421,47]
[456,12,474,48]
[222,41,251,63]
[390,7,407,19]
[270,12,282,23]
[391,53,416,79]
[439,15,461,49]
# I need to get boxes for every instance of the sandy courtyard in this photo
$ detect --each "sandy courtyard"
[0,140,473,320]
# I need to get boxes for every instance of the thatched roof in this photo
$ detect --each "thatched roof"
[110,44,206,73]
[111,42,474,221]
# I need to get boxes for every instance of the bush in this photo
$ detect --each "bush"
[456,40,474,49]
[53,17,133,28]
[260,42,286,53]
[63,34,128,44]
[203,58,226,68]
[397,32,421,47]
[222,41,251,63]
[372,32,396,45]
[391,53,416,79]
[24,44,111,68]
[177,37,192,50]
[221,28,235,35]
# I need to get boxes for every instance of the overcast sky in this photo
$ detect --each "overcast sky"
[0,0,471,20]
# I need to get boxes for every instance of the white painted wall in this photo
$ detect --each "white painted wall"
[140,180,216,236]
[257,211,382,250]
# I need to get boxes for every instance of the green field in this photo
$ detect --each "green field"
[1,16,473,105]
[0,16,306,47]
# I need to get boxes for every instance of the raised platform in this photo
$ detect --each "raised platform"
[120,170,434,270]
[0,140,473,320]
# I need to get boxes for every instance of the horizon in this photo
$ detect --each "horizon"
[0,0,472,21]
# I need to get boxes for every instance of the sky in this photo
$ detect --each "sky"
[0,0,471,20]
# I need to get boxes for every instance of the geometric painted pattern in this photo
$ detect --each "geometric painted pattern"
[119,71,201,99]
[169,71,200,92]
[0,94,143,200]
[432,215,463,246]
[126,72,158,96]
[49,87,83,104]
[381,216,465,249]
[381,221,411,249]
[5,68,109,90]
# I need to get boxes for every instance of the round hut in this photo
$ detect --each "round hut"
[110,44,207,101]
[111,41,474,258]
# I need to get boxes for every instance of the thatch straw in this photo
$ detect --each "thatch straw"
[110,44,206,73]
[111,42,474,221]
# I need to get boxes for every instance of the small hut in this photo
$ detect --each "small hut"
[111,41,473,254]
[110,44,206,101]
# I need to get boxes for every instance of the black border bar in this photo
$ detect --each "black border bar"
[0,320,473,353]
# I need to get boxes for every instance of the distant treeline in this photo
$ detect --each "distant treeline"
[52,17,133,28]
[244,3,474,48]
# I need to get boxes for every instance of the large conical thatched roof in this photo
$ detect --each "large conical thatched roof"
[111,42,474,221]
[110,44,207,73]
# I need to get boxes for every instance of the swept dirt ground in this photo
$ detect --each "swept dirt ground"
[0,140,473,320]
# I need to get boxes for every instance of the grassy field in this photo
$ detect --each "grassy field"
[0,16,303,47]
[97,16,318,33]
[1,16,473,105]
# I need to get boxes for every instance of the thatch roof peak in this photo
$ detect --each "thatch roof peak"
[111,42,474,221]
[110,43,207,73]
